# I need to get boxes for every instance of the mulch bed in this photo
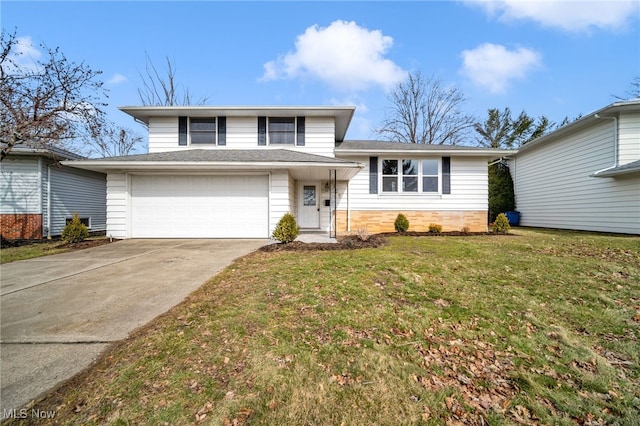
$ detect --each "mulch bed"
[53,238,114,251]
[261,231,506,252]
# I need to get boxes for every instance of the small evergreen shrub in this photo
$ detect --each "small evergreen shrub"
[493,213,511,234]
[272,213,300,243]
[394,213,410,233]
[61,212,89,243]
[428,223,443,234]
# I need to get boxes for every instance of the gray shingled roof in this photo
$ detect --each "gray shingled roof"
[336,140,507,152]
[96,149,355,164]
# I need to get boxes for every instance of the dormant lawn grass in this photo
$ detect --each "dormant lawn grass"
[0,237,110,264]
[16,229,639,425]
[0,240,67,264]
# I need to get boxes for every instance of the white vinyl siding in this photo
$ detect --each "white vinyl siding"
[49,167,107,236]
[512,120,640,234]
[106,173,128,239]
[0,156,41,214]
[338,156,487,211]
[270,170,291,235]
[618,112,640,166]
[147,116,336,157]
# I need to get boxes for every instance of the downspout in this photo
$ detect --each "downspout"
[333,170,337,238]
[46,163,52,239]
[37,157,43,238]
[328,170,332,238]
[346,179,351,233]
[591,114,618,176]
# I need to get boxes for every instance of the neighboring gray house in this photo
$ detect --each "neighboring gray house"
[508,100,640,235]
[0,145,107,240]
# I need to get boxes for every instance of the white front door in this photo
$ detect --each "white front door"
[298,182,320,229]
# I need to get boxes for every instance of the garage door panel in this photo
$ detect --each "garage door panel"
[131,175,269,238]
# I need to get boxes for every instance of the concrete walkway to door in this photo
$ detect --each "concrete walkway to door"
[0,239,266,417]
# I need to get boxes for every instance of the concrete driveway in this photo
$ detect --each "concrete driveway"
[0,238,266,415]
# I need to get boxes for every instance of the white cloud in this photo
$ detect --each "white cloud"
[6,36,42,72]
[468,0,639,32]
[460,43,542,94]
[107,73,128,85]
[261,20,406,92]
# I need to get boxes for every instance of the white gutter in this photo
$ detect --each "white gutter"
[335,149,517,157]
[591,114,618,177]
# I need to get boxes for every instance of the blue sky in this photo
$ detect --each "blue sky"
[2,1,639,146]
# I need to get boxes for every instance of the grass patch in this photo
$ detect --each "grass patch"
[14,229,640,425]
[0,237,110,264]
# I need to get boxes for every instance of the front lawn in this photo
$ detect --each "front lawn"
[19,229,640,425]
[0,237,111,264]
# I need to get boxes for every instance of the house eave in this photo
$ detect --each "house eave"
[119,105,356,142]
[61,160,364,179]
[592,166,640,178]
[516,99,640,155]
[335,148,517,159]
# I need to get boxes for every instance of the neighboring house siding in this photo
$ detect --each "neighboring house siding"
[147,116,336,156]
[335,156,488,233]
[270,171,291,235]
[512,120,640,234]
[0,156,41,214]
[618,112,640,166]
[106,173,128,239]
[49,166,107,236]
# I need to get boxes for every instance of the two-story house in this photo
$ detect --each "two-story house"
[65,106,513,239]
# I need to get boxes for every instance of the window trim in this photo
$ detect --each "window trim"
[379,158,442,194]
[65,216,91,229]
[260,117,305,146]
[178,116,227,146]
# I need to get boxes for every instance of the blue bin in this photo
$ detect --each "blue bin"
[504,211,520,226]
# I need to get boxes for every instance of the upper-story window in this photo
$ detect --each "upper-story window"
[190,118,216,144]
[258,116,305,146]
[179,116,226,146]
[381,158,440,193]
[269,118,295,144]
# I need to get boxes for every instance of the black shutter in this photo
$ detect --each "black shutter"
[442,157,451,194]
[369,156,378,194]
[218,116,226,146]
[258,116,266,146]
[296,116,305,146]
[178,116,187,146]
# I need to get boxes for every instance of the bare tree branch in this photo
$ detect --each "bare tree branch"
[137,53,209,107]
[1,30,108,160]
[84,123,144,158]
[376,71,474,145]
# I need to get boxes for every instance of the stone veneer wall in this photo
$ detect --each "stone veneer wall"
[0,214,43,240]
[336,210,488,235]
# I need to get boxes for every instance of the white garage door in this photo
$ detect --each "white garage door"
[131,175,269,238]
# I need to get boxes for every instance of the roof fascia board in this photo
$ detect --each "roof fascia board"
[516,100,640,155]
[335,149,517,157]
[62,160,363,173]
